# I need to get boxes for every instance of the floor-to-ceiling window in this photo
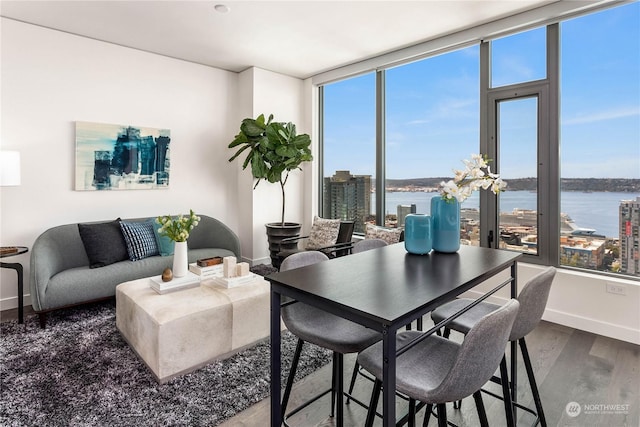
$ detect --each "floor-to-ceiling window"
[385,47,479,238]
[559,3,640,277]
[320,2,640,279]
[321,73,376,234]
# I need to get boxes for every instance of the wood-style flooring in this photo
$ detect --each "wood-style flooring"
[2,307,638,426]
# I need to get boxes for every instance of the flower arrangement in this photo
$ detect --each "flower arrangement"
[156,209,201,242]
[439,154,507,203]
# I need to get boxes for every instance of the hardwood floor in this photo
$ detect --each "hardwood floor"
[3,308,637,426]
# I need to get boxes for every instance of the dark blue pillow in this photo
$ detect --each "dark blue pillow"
[120,220,160,261]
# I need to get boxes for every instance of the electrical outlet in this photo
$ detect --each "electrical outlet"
[606,283,626,296]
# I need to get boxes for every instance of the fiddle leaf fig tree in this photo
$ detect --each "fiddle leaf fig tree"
[228,114,312,226]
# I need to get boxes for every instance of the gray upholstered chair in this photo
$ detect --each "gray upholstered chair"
[351,238,388,254]
[279,251,382,425]
[358,299,520,427]
[431,266,556,427]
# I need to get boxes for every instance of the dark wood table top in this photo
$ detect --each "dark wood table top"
[267,243,522,329]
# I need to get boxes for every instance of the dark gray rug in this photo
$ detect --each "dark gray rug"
[0,267,330,426]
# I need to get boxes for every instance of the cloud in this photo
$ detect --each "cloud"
[563,106,640,125]
[406,97,477,125]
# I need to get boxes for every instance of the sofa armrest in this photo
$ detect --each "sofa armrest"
[186,215,241,260]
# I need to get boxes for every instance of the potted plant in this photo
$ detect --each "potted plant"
[228,113,312,267]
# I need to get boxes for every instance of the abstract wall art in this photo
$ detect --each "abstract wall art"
[75,121,171,191]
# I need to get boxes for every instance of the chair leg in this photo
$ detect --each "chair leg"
[499,356,516,427]
[365,379,382,427]
[336,352,344,426]
[436,403,447,427]
[473,391,489,427]
[520,338,547,427]
[408,398,416,427]
[281,339,305,419]
[422,404,433,427]
[346,360,360,404]
[331,352,338,417]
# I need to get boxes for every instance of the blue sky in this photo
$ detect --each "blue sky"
[323,2,639,180]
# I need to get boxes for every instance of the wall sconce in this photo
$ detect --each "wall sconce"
[0,151,21,186]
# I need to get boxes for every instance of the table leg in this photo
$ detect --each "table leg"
[1,262,24,324]
[270,290,282,426]
[381,325,397,427]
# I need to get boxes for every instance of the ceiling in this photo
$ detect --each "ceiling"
[1,0,559,79]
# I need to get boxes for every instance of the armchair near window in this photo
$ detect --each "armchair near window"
[276,218,355,268]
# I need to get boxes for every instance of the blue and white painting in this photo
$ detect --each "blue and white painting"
[75,121,170,191]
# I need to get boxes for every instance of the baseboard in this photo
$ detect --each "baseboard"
[0,294,31,312]
[461,289,640,345]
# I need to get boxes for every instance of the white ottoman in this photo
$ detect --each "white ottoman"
[116,276,275,383]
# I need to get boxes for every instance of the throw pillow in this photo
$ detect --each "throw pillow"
[78,219,129,268]
[152,219,175,256]
[120,220,160,261]
[365,224,403,245]
[305,216,341,250]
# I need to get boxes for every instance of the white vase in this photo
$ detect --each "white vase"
[173,241,188,278]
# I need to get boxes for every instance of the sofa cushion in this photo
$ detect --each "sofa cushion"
[365,224,403,245]
[305,216,341,250]
[120,220,160,261]
[152,219,175,256]
[78,219,128,268]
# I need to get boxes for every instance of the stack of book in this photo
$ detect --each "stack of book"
[149,272,201,294]
[188,263,224,278]
[207,273,258,289]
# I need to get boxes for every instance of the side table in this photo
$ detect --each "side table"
[1,246,28,324]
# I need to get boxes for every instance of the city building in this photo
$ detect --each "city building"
[396,204,416,228]
[322,171,371,233]
[620,196,640,274]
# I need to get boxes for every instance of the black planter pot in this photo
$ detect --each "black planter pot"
[265,222,301,269]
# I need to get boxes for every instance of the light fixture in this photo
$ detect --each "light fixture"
[214,4,230,13]
[0,150,21,186]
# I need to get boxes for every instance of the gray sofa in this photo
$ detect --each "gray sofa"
[30,214,241,327]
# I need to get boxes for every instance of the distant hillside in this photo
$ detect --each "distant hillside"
[385,177,640,192]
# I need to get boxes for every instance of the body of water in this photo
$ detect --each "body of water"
[375,191,639,238]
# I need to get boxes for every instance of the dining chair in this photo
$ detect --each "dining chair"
[351,238,388,254]
[430,266,557,427]
[279,251,382,426]
[358,299,520,427]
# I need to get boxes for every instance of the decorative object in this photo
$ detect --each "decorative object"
[223,256,237,278]
[432,154,507,252]
[0,301,331,427]
[156,210,201,278]
[0,150,21,186]
[149,271,200,294]
[431,197,461,253]
[404,214,432,255]
[75,121,171,191]
[228,113,312,266]
[161,268,173,282]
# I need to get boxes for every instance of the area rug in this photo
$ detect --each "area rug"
[0,269,330,426]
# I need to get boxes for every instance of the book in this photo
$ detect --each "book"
[206,273,258,289]
[188,263,224,278]
[149,272,201,294]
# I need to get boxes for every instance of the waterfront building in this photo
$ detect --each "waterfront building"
[323,171,371,234]
[619,196,640,275]
[560,236,606,270]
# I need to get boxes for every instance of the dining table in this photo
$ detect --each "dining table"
[267,243,522,426]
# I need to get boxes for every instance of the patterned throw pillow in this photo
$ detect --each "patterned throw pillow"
[305,216,341,250]
[365,224,403,245]
[120,220,160,261]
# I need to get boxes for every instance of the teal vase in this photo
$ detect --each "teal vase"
[431,196,460,253]
[404,214,432,255]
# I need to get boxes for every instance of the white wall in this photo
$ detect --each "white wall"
[0,19,240,309]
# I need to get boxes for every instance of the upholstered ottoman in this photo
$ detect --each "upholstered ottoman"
[115,276,274,383]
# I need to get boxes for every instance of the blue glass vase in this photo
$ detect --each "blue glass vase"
[431,196,461,253]
[404,214,432,255]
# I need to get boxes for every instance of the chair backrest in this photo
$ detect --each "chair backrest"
[433,299,520,402]
[280,250,329,272]
[510,266,556,340]
[334,221,355,256]
[352,238,388,254]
